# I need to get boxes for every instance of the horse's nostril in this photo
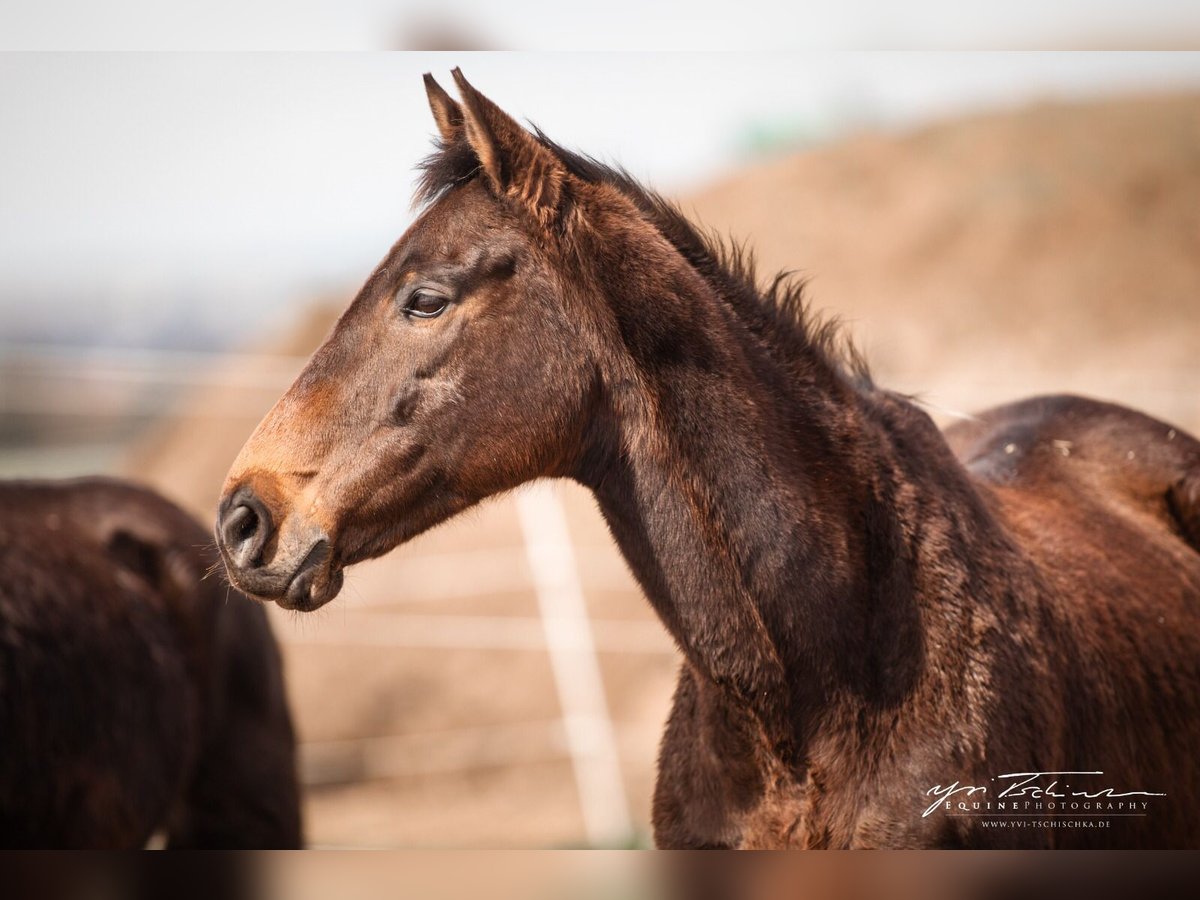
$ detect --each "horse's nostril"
[229,505,258,543]
[220,494,272,570]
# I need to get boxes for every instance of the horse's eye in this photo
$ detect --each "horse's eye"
[403,290,448,319]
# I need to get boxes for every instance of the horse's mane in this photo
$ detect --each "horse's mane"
[416,133,871,387]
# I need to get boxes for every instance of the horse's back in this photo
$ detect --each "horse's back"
[0,477,300,848]
[945,394,1200,553]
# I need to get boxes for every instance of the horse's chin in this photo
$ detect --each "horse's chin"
[276,562,345,612]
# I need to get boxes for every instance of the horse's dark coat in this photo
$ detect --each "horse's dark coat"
[0,478,301,848]
[217,71,1200,848]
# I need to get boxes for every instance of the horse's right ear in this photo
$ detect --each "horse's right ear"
[424,73,463,143]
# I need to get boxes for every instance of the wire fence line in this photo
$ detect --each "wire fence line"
[4,341,1199,411]
[281,610,673,655]
[301,720,578,786]
[299,718,663,787]
[344,544,643,604]
[0,341,310,375]
[0,342,307,418]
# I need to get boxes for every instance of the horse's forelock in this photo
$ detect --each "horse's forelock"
[414,137,481,209]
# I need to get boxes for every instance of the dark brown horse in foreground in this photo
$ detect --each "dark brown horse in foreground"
[216,71,1200,848]
[0,478,301,847]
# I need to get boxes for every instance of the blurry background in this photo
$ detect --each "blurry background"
[2,51,1199,846]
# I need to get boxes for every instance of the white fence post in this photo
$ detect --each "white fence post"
[515,480,633,847]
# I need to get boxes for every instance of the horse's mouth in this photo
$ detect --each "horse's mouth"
[278,557,344,611]
[223,539,345,612]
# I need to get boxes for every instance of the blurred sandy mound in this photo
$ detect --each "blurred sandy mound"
[688,92,1200,428]
[123,93,1200,847]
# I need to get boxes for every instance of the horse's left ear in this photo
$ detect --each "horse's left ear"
[424,73,462,144]
[451,68,566,221]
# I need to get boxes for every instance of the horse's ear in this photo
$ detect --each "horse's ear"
[450,68,566,220]
[424,73,462,144]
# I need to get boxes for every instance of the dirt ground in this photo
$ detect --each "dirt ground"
[126,92,1200,847]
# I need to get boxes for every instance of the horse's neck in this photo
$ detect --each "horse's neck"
[577,271,997,761]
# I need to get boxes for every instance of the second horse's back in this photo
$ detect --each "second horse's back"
[0,477,301,848]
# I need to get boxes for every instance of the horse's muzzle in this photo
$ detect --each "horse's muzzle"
[216,485,342,610]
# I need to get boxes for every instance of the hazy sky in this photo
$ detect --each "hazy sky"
[5,2,1200,50]
[3,52,1200,347]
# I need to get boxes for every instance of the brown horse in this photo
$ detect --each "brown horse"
[216,70,1200,848]
[1,478,301,848]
